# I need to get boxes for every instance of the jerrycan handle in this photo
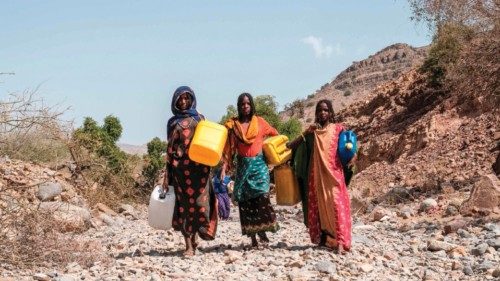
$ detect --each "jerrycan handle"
[158,187,167,199]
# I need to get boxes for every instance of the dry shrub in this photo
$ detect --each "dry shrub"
[448,23,500,112]
[0,89,71,165]
[0,185,108,269]
[68,141,146,210]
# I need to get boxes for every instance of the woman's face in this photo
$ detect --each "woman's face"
[176,93,192,110]
[239,96,252,117]
[316,102,331,124]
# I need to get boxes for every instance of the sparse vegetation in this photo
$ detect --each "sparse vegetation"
[141,137,167,189]
[343,90,352,97]
[410,0,499,104]
[0,90,70,165]
[69,115,141,208]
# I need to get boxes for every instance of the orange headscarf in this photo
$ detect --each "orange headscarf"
[223,115,260,169]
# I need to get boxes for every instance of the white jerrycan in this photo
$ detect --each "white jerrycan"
[148,185,175,230]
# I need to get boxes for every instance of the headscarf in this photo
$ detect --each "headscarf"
[167,86,203,138]
[222,116,260,170]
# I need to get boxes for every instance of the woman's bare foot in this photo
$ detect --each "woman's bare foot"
[257,232,270,243]
[335,245,347,255]
[191,234,198,252]
[250,235,259,248]
[183,236,195,257]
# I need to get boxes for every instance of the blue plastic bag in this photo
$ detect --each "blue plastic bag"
[338,130,357,167]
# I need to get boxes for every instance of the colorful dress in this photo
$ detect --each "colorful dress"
[293,123,352,250]
[223,116,280,236]
[166,87,217,240]
[213,174,231,220]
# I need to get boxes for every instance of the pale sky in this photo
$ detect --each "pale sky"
[0,0,430,144]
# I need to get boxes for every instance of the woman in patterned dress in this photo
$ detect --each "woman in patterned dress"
[287,99,354,253]
[221,93,280,248]
[162,86,217,256]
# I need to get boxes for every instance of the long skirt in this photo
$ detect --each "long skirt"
[171,158,217,240]
[238,193,279,236]
[216,192,231,220]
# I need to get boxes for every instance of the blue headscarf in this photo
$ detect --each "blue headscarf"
[167,86,203,138]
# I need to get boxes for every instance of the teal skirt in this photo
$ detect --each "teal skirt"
[233,153,270,202]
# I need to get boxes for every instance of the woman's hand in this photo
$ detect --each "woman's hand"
[220,163,227,181]
[304,124,317,135]
[347,154,357,169]
[162,169,169,193]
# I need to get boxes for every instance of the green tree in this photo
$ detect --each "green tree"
[219,105,237,124]
[142,137,167,188]
[102,115,123,142]
[254,95,281,130]
[278,117,302,140]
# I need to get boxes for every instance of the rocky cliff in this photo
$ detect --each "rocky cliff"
[281,43,428,125]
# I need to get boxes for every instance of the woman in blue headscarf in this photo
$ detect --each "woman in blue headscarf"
[162,86,218,256]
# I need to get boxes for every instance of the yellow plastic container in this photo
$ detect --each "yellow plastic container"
[263,135,291,165]
[188,120,228,166]
[274,164,301,206]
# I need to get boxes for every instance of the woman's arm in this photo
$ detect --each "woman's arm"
[286,124,317,149]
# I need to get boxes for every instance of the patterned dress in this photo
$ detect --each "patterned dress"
[167,117,217,240]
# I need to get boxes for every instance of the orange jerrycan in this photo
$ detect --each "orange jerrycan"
[263,135,291,165]
[188,120,228,166]
[274,164,301,206]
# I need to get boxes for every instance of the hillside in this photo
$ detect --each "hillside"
[336,69,499,214]
[281,43,428,124]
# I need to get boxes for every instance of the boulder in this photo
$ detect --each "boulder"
[36,182,63,201]
[39,202,91,231]
[460,174,500,216]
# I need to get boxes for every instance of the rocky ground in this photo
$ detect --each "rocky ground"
[1,188,499,281]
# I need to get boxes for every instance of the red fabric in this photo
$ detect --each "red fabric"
[307,123,352,250]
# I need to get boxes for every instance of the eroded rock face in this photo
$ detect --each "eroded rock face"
[460,174,500,216]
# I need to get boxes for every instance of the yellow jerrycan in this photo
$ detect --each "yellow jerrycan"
[263,135,292,165]
[188,120,228,166]
[274,164,301,206]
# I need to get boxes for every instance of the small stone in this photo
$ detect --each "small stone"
[443,219,468,235]
[55,276,76,281]
[444,205,458,216]
[427,239,457,252]
[37,182,63,201]
[287,260,305,268]
[420,198,438,212]
[315,261,337,275]
[486,238,500,250]
[493,268,500,278]
[457,229,472,238]
[383,252,396,260]
[359,263,374,273]
[463,265,473,276]
[452,261,463,271]
[476,260,495,272]
[471,243,489,256]
[96,203,118,216]
[33,273,50,281]
[371,207,390,221]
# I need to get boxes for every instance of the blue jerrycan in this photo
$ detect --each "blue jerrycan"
[338,130,357,167]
